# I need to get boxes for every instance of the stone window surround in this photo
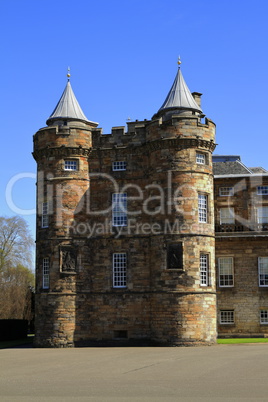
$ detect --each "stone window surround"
[257,186,268,195]
[219,186,234,196]
[41,201,49,228]
[113,252,127,288]
[112,193,127,227]
[257,206,268,224]
[63,158,79,171]
[196,152,207,165]
[198,193,208,223]
[42,257,49,289]
[260,310,268,324]
[219,207,235,225]
[258,257,268,287]
[218,256,234,287]
[220,310,234,324]
[200,253,209,286]
[112,161,127,171]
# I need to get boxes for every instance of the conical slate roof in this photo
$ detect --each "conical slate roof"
[47,80,89,124]
[158,65,202,114]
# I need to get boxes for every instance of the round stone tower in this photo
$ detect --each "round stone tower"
[147,59,217,345]
[33,74,98,347]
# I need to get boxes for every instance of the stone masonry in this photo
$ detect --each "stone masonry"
[33,64,218,347]
[214,171,268,337]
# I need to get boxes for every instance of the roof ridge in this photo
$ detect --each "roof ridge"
[236,160,253,174]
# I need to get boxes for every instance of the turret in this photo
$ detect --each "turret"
[33,71,97,347]
[146,59,217,345]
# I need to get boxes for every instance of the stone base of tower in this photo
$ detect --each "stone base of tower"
[150,292,217,346]
[34,291,217,347]
[34,293,76,348]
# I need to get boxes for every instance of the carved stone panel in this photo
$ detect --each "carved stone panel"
[60,246,77,273]
[167,243,183,269]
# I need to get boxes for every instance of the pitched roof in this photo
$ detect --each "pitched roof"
[213,155,268,176]
[249,167,268,173]
[213,161,253,175]
[47,80,90,124]
[158,67,202,114]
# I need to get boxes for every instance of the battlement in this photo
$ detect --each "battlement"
[90,115,216,149]
[91,120,149,148]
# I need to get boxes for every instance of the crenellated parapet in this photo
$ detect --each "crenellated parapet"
[147,114,215,141]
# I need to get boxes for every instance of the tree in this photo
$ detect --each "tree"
[0,264,34,320]
[0,216,35,320]
[0,216,34,271]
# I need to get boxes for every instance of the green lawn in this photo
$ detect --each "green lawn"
[0,335,34,349]
[217,338,268,344]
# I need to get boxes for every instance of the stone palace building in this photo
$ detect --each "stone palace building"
[32,60,268,347]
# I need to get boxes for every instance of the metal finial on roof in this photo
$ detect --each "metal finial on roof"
[177,56,181,67]
[67,67,71,81]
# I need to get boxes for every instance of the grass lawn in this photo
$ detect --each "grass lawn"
[0,335,34,349]
[217,338,268,344]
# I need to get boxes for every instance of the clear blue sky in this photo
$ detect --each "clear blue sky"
[1,0,268,243]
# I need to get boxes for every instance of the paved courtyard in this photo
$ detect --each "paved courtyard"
[1,344,268,401]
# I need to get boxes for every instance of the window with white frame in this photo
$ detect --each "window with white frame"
[43,258,49,289]
[41,202,49,228]
[64,160,78,171]
[258,257,268,286]
[112,193,127,226]
[220,310,234,324]
[196,153,206,165]
[113,253,127,288]
[220,207,235,224]
[200,254,209,286]
[219,257,234,287]
[257,207,268,224]
[112,161,127,171]
[219,187,234,196]
[198,194,208,223]
[260,310,268,324]
[257,186,268,195]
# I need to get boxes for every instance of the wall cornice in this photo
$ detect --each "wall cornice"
[144,137,216,153]
[32,146,92,161]
[32,137,216,161]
